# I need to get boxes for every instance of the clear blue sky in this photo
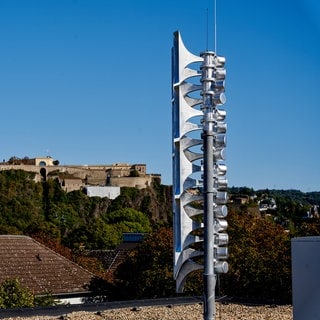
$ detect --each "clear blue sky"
[0,0,319,191]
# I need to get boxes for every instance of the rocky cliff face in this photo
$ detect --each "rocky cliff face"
[106,180,172,223]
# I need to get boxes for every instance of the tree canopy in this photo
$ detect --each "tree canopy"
[0,170,320,303]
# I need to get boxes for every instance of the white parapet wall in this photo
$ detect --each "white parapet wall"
[83,186,120,199]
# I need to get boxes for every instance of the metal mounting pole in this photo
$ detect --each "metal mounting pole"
[203,125,216,320]
[202,51,216,320]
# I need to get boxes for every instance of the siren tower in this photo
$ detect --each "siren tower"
[172,28,228,320]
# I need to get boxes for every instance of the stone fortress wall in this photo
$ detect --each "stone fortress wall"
[0,157,161,192]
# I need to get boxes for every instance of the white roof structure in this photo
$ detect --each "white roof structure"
[84,186,120,199]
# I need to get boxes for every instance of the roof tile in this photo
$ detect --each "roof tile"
[0,235,96,295]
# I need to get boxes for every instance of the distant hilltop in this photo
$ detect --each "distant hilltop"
[0,156,161,192]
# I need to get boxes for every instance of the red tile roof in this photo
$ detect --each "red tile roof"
[0,235,95,296]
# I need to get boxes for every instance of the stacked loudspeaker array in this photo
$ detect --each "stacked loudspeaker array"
[172,31,228,292]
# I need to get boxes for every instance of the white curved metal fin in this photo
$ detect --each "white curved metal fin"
[176,260,203,293]
[181,122,202,138]
[183,67,201,80]
[174,247,203,280]
[192,163,202,172]
[184,149,203,162]
[180,96,203,122]
[180,190,203,207]
[181,82,202,95]
[174,81,203,140]
[183,231,201,250]
[176,149,193,197]
[173,31,203,86]
[184,205,203,218]
[184,95,202,108]
[180,136,202,150]
[178,83,203,129]
[183,177,201,190]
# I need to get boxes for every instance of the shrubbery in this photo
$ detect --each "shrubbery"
[113,213,292,302]
[0,279,34,309]
[0,279,58,309]
[1,170,320,304]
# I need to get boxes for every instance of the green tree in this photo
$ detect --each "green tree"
[107,187,140,212]
[34,292,59,307]
[104,208,152,233]
[0,279,34,309]
[0,170,44,234]
[64,219,121,250]
[114,227,175,299]
[222,208,292,302]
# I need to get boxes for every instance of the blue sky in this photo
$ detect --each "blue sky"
[0,0,319,191]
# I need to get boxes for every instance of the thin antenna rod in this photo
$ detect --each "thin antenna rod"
[214,0,217,53]
[206,8,209,51]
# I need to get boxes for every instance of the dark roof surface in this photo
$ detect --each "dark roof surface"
[0,235,95,295]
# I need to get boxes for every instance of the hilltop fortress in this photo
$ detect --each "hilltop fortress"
[0,156,161,192]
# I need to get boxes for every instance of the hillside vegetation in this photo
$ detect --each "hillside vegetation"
[0,170,320,303]
[0,170,171,250]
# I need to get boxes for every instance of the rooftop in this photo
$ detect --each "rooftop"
[0,235,96,296]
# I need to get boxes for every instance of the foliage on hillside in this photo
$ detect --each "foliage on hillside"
[0,170,171,251]
[0,170,44,234]
[1,171,320,304]
[230,187,320,206]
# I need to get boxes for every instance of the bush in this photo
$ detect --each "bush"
[221,209,292,302]
[114,227,175,299]
[0,279,34,309]
[34,291,59,306]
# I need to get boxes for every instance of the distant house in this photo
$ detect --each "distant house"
[258,198,277,212]
[0,235,97,304]
[60,178,85,192]
[232,195,249,205]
